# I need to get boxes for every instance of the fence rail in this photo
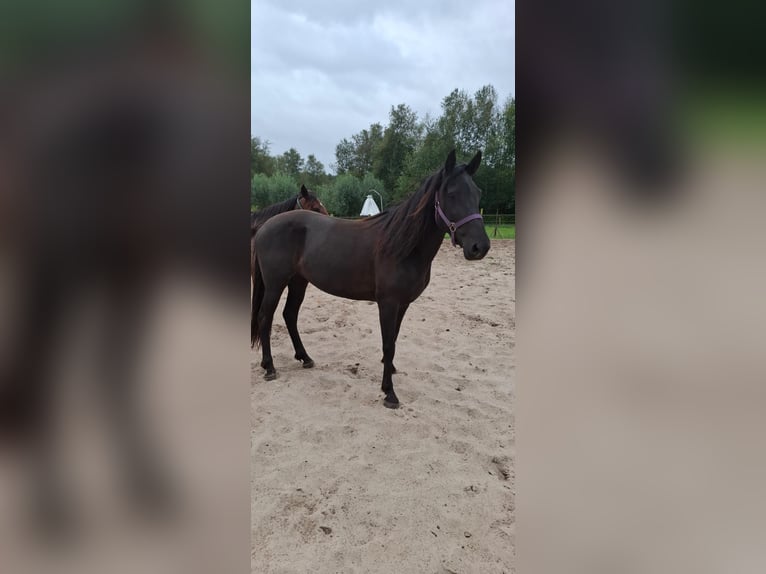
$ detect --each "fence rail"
[483,214,515,226]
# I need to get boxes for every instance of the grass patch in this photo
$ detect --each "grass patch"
[486,224,515,239]
[445,224,515,240]
[684,89,766,151]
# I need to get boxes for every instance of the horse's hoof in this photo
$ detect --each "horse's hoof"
[264,371,277,381]
[302,359,314,369]
[383,396,400,409]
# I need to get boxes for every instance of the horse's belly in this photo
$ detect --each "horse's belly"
[296,224,378,300]
[313,280,376,301]
[300,259,376,301]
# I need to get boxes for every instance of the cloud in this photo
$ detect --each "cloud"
[251,0,514,171]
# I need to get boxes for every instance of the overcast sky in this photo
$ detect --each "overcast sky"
[251,0,514,172]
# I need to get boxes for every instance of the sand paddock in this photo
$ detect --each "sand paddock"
[252,240,515,573]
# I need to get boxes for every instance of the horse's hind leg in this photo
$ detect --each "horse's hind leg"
[259,287,284,380]
[283,276,314,368]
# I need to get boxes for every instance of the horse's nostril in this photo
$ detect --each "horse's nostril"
[470,242,489,259]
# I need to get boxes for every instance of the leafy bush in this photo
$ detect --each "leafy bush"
[251,173,271,210]
[251,173,298,210]
[326,174,362,217]
[267,173,300,205]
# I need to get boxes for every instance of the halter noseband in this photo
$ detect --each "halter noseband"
[297,194,327,213]
[434,186,483,247]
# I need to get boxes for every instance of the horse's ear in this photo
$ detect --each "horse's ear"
[444,149,457,174]
[300,184,309,198]
[466,150,482,176]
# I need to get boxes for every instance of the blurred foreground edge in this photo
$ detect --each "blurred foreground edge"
[0,1,250,573]
[518,0,766,573]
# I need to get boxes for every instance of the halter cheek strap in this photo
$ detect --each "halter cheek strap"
[295,197,303,210]
[435,197,483,246]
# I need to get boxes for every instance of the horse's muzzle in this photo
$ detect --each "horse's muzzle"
[463,239,490,260]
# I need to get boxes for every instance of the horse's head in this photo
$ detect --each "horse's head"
[299,184,329,215]
[438,150,491,260]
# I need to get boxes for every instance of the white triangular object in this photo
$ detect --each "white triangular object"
[360,195,380,216]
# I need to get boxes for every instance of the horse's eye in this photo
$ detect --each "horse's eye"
[312,208,320,212]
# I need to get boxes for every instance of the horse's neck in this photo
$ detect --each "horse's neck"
[413,218,445,265]
[275,196,298,215]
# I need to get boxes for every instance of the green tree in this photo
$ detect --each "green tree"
[374,104,421,201]
[436,86,500,159]
[432,87,513,214]
[334,124,384,177]
[334,139,354,175]
[251,136,275,177]
[303,154,326,188]
[470,85,501,164]
[437,89,468,152]
[351,123,384,177]
[275,148,305,179]
[328,84,515,215]
[499,97,516,168]
[490,97,515,213]
[394,128,452,200]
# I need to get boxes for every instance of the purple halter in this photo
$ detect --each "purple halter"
[434,193,483,247]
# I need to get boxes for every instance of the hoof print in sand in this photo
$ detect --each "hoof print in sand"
[491,455,512,481]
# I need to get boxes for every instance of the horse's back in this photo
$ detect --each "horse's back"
[256,211,378,300]
[256,209,352,249]
[255,209,321,244]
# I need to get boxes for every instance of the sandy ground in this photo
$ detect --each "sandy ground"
[251,240,515,574]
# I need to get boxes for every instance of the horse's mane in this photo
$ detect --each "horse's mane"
[365,168,447,261]
[251,195,297,235]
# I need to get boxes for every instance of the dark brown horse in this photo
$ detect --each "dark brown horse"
[251,150,490,408]
[250,184,328,237]
[250,184,328,278]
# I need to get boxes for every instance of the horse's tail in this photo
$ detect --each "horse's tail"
[251,252,265,348]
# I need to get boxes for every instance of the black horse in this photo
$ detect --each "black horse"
[251,150,490,408]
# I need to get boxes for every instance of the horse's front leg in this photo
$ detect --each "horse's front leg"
[381,303,408,374]
[378,300,400,408]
